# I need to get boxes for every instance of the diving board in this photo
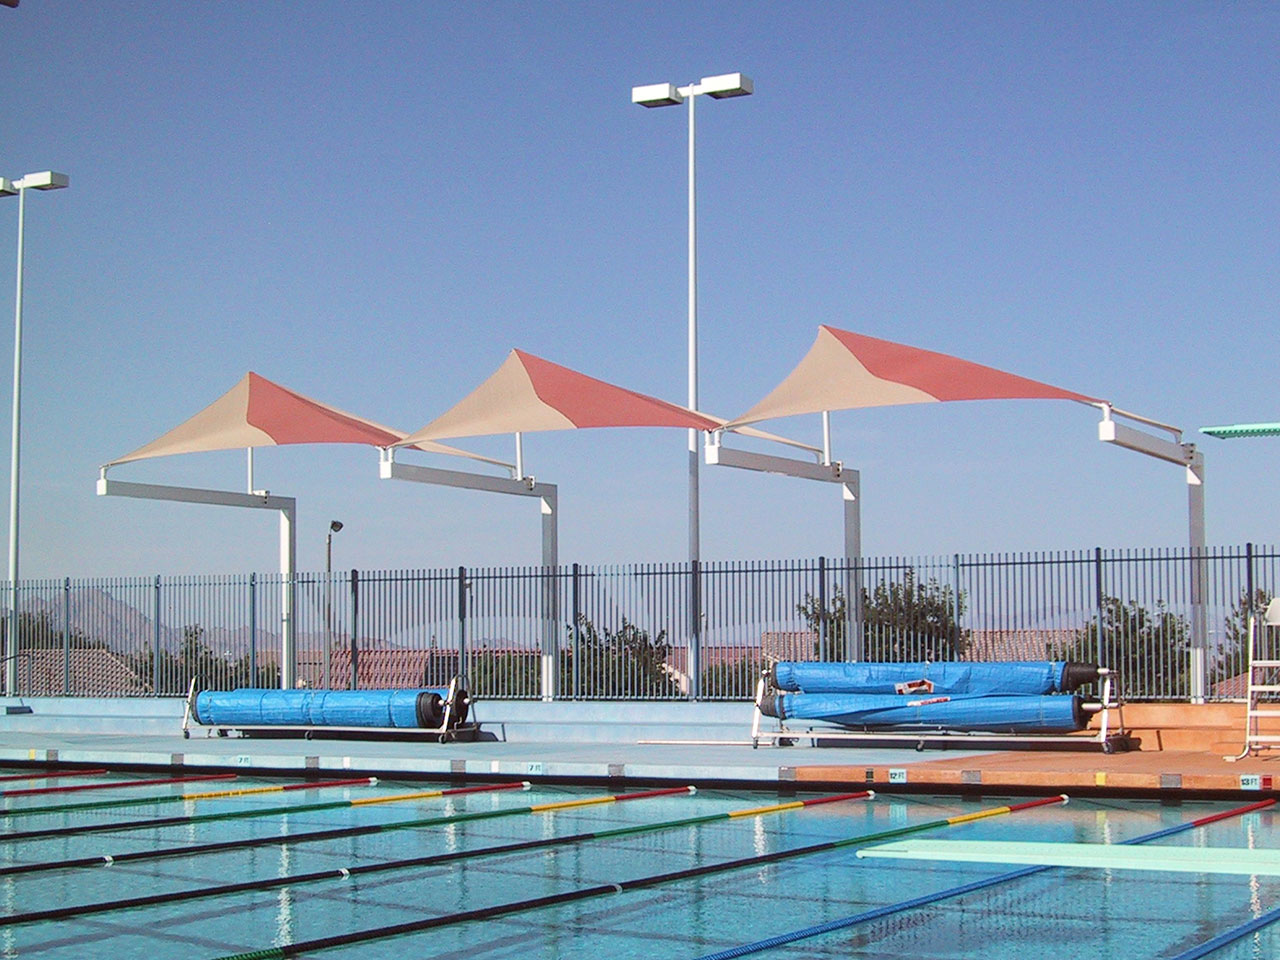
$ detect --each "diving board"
[855,839,1280,876]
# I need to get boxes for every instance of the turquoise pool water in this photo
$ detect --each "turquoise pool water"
[0,773,1276,959]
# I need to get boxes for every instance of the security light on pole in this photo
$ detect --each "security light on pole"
[2,170,69,695]
[630,72,752,566]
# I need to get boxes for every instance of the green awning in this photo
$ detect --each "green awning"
[1200,422,1280,439]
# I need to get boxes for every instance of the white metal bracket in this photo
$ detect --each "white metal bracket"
[96,471,299,690]
[379,448,559,699]
[1095,404,1207,702]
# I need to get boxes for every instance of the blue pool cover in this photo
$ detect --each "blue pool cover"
[760,691,1086,732]
[771,661,1100,696]
[192,688,453,729]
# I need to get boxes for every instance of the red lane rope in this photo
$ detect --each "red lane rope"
[0,768,109,783]
[0,772,236,798]
[275,777,375,792]
[1189,797,1275,827]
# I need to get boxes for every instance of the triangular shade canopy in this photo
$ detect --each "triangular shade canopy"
[727,326,1100,427]
[107,372,502,467]
[396,349,722,444]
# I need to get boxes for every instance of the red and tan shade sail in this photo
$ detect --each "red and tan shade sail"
[107,372,502,467]
[396,349,722,444]
[727,325,1100,428]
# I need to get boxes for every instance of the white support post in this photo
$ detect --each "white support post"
[96,473,299,690]
[541,488,558,701]
[706,431,865,660]
[379,448,560,699]
[279,503,297,690]
[1187,448,1207,702]
[1097,408,1208,701]
[843,474,863,661]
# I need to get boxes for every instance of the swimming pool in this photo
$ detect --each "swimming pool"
[0,770,1276,959]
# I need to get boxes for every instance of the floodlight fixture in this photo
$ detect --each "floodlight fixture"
[632,83,684,107]
[0,180,15,198]
[699,72,753,98]
[329,519,344,533]
[14,171,69,191]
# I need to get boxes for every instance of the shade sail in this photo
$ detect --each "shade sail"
[396,349,723,444]
[727,326,1100,427]
[107,372,503,467]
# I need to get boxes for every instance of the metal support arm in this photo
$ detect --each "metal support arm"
[1096,409,1207,702]
[96,473,298,690]
[379,449,559,699]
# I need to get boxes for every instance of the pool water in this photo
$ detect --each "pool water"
[0,773,1276,959]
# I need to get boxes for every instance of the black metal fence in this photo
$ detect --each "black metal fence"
[5,544,1278,702]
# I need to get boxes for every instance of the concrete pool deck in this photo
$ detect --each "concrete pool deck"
[1,696,1278,799]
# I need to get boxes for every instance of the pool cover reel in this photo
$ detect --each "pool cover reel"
[761,660,1102,733]
[192,687,468,730]
[760,691,1086,732]
[771,660,1102,696]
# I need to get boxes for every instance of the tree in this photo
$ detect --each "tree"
[1059,597,1191,699]
[570,615,681,698]
[796,570,969,663]
[1214,588,1272,688]
[700,655,763,700]
[0,610,101,650]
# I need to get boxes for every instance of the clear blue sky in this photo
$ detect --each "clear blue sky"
[2,1,1277,577]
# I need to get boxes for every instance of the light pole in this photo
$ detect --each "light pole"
[0,171,68,695]
[324,520,343,690]
[631,73,752,565]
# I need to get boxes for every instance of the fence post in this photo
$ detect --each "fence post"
[689,560,701,701]
[952,553,962,660]
[248,572,257,686]
[1093,547,1105,672]
[571,562,581,699]
[818,556,828,660]
[348,569,360,690]
[153,574,162,696]
[457,566,467,686]
[62,577,71,695]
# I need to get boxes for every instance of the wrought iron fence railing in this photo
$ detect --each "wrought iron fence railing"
[4,544,1277,703]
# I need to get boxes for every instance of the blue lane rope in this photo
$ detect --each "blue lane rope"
[695,799,1275,960]
[1162,905,1280,960]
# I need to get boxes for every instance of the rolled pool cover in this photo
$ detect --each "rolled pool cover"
[759,691,1086,733]
[192,688,467,729]
[771,661,1101,697]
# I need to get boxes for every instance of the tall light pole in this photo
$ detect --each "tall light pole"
[324,520,343,690]
[632,73,752,564]
[0,171,69,695]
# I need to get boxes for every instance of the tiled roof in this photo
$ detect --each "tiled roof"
[18,649,151,696]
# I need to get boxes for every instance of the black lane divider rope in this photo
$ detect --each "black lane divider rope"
[213,795,1069,960]
[0,778,514,843]
[0,784,678,879]
[0,792,870,929]
[0,781,388,841]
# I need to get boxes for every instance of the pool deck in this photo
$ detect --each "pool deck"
[1,696,1278,800]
